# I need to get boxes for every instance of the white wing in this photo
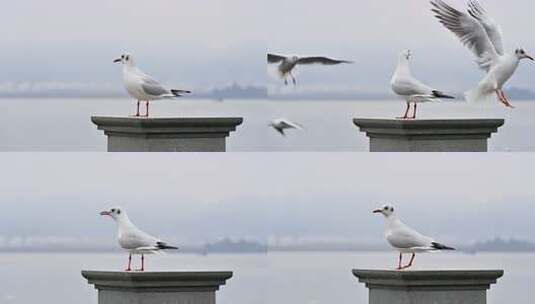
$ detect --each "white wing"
[281,119,303,130]
[392,75,434,96]
[119,227,161,250]
[431,0,499,71]
[467,0,504,55]
[387,223,433,249]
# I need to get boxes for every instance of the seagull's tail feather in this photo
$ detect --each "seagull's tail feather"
[431,241,455,250]
[171,89,192,97]
[465,85,492,104]
[432,90,455,99]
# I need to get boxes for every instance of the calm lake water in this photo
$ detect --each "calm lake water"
[0,252,532,304]
[0,98,533,151]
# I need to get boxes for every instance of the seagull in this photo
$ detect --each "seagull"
[100,207,178,271]
[267,53,352,85]
[391,50,455,119]
[431,0,533,107]
[373,205,455,270]
[268,118,303,136]
[113,52,191,117]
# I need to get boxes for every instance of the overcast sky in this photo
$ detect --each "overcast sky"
[0,153,534,246]
[0,0,533,94]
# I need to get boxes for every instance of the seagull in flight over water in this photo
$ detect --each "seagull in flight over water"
[431,0,533,107]
[391,50,454,119]
[100,207,178,271]
[268,118,303,136]
[114,52,191,117]
[373,205,455,270]
[267,53,352,85]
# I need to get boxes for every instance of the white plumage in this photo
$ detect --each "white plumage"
[431,0,533,107]
[268,118,303,136]
[113,52,191,117]
[373,205,454,270]
[391,50,454,119]
[100,206,178,271]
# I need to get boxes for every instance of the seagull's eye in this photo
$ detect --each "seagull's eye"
[384,206,388,210]
[390,207,394,212]
[125,55,129,61]
[117,209,121,214]
[121,55,124,59]
[111,208,115,212]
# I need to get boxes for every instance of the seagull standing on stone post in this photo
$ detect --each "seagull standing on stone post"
[391,50,455,119]
[100,206,178,271]
[113,52,191,117]
[373,205,455,270]
[431,0,533,107]
[267,53,352,85]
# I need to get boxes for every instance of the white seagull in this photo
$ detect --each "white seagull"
[431,0,533,107]
[268,118,303,136]
[267,53,352,85]
[391,49,455,119]
[373,205,455,270]
[100,207,178,271]
[113,52,191,117]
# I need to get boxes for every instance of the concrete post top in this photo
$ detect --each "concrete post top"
[91,116,243,131]
[82,270,233,290]
[353,118,504,133]
[352,269,503,290]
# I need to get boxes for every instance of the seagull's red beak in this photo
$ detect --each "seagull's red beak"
[100,211,111,216]
[113,58,122,63]
[372,209,382,214]
[527,54,534,61]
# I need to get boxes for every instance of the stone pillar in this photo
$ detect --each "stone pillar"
[82,270,233,304]
[353,118,504,152]
[352,269,503,304]
[91,116,243,152]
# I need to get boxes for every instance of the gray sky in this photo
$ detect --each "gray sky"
[1,153,534,246]
[0,0,533,94]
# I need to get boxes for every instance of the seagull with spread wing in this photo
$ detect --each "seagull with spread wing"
[431,0,533,107]
[391,50,455,119]
[373,205,455,270]
[268,118,303,136]
[114,52,191,117]
[267,53,352,85]
[100,206,178,271]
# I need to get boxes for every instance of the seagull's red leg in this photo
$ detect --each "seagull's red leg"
[136,100,140,117]
[125,253,132,272]
[499,90,514,108]
[397,102,410,119]
[405,253,416,269]
[289,71,296,85]
[145,101,150,117]
[411,103,417,119]
[141,254,145,271]
[397,253,403,270]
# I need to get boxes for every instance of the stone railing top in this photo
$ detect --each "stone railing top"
[352,269,503,290]
[353,118,504,134]
[82,270,233,290]
[91,116,243,133]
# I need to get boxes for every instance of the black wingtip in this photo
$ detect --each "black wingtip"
[171,89,191,96]
[431,242,455,250]
[157,242,179,250]
[432,90,455,99]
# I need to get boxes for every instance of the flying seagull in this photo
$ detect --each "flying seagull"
[431,0,533,107]
[268,118,303,136]
[373,205,455,270]
[100,206,178,271]
[267,53,352,85]
[113,52,191,117]
[391,50,454,119]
